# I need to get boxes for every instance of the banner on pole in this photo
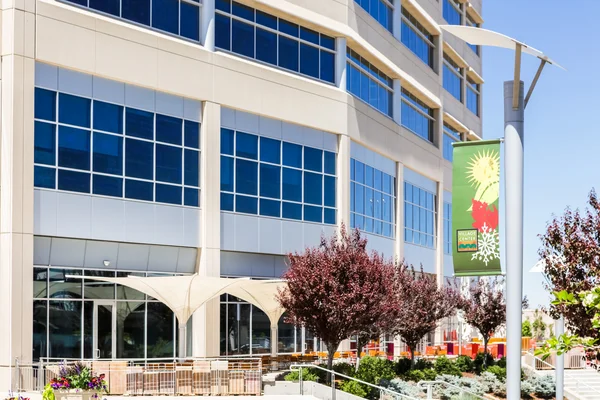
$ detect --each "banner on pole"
[452,139,502,276]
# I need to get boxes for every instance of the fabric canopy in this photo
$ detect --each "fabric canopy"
[227,279,287,327]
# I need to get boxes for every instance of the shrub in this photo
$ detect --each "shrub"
[355,357,395,385]
[414,358,434,370]
[404,369,425,382]
[520,379,534,399]
[527,375,555,399]
[395,358,412,376]
[434,375,485,399]
[434,356,462,377]
[284,370,319,382]
[497,356,507,368]
[473,352,495,373]
[454,355,475,373]
[479,371,501,393]
[485,365,506,381]
[332,362,355,377]
[380,378,423,398]
[340,380,368,398]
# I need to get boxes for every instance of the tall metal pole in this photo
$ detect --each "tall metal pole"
[555,316,565,400]
[504,80,525,399]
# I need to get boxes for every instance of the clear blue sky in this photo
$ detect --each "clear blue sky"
[481,1,596,308]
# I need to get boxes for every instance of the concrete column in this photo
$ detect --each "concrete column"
[193,101,221,357]
[337,134,351,231]
[393,79,402,126]
[201,0,216,51]
[0,3,36,389]
[394,163,404,262]
[335,37,347,90]
[393,0,402,42]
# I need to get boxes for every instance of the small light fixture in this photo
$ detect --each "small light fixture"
[103,260,111,267]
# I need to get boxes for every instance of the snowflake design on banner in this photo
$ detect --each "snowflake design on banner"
[471,223,500,265]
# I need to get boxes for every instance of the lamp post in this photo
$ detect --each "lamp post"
[440,25,563,399]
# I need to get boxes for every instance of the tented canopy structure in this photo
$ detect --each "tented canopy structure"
[72,274,287,358]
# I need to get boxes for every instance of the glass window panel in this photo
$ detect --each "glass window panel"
[303,147,322,172]
[260,198,280,217]
[58,169,90,193]
[282,201,301,220]
[282,167,302,201]
[225,303,250,355]
[125,179,153,201]
[355,184,364,214]
[282,142,302,168]
[300,27,319,44]
[236,159,258,195]
[405,182,412,201]
[405,228,413,244]
[256,28,277,65]
[350,182,355,212]
[33,300,47,361]
[156,114,182,145]
[413,186,420,204]
[35,88,56,121]
[184,149,199,187]
[383,174,392,194]
[93,133,123,175]
[35,122,56,165]
[256,10,277,29]
[355,214,364,229]
[35,166,56,189]
[84,270,115,299]
[221,128,234,155]
[232,19,255,58]
[236,132,258,159]
[126,108,154,140]
[59,93,91,128]
[355,161,364,183]
[122,0,151,25]
[156,183,182,205]
[323,151,336,175]
[405,202,412,229]
[300,43,319,79]
[152,0,178,34]
[374,169,382,191]
[181,2,200,41]
[89,0,119,15]
[221,156,234,191]
[365,165,374,187]
[184,120,200,148]
[320,51,335,83]
[324,175,335,207]
[374,190,382,219]
[304,205,322,223]
[221,192,234,211]
[304,172,322,205]
[147,302,174,358]
[49,301,82,359]
[126,138,153,179]
[93,175,123,197]
[260,137,280,164]
[94,101,123,134]
[251,306,271,354]
[365,188,374,217]
[216,0,231,12]
[279,19,299,36]
[215,13,231,50]
[320,35,335,50]
[232,1,254,20]
[324,207,336,224]
[279,36,299,72]
[156,144,182,184]
[184,187,199,207]
[236,194,258,214]
[116,301,145,358]
[34,268,48,298]
[49,269,82,299]
[259,164,280,198]
[350,159,355,180]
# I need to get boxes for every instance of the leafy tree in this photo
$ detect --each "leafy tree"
[522,319,532,337]
[277,225,396,373]
[462,278,506,364]
[532,310,548,341]
[390,264,462,368]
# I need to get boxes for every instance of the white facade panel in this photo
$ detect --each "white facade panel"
[364,232,395,259]
[403,243,436,274]
[404,167,437,193]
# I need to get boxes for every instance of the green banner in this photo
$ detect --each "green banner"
[452,140,502,276]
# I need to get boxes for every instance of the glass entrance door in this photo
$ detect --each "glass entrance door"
[94,301,116,359]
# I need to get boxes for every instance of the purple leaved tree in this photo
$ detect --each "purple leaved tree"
[277,225,396,372]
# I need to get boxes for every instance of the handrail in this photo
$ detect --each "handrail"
[417,380,493,400]
[290,364,420,400]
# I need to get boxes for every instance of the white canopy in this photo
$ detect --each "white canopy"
[227,279,287,327]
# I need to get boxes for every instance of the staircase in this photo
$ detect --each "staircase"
[565,369,600,400]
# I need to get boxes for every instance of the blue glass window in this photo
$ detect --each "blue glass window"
[443,0,462,25]
[282,168,302,201]
[304,205,322,223]
[58,170,90,193]
[401,89,434,142]
[260,138,280,164]
[346,48,393,117]
[236,159,258,195]
[221,192,234,211]
[94,101,123,134]
[324,151,336,175]
[184,188,199,207]
[90,0,119,15]
[126,108,154,140]
[93,175,123,197]
[467,77,480,116]
[93,133,123,175]
[35,88,56,121]
[156,144,182,184]
[466,15,480,55]
[156,114,182,145]
[260,198,280,217]
[156,183,181,205]
[324,175,335,207]
[404,182,435,248]
[282,202,301,220]
[35,166,55,189]
[184,121,200,148]
[126,179,153,201]
[35,122,56,165]
[260,164,280,198]
[236,132,258,159]
[304,172,322,205]
[444,202,452,254]
[443,124,460,162]
[283,143,302,168]
[180,1,200,41]
[221,156,234,191]
[443,54,462,102]
[184,149,199,187]
[354,0,393,32]
[351,158,395,238]
[221,128,234,155]
[126,138,153,180]
[401,9,434,68]
[58,126,90,170]
[215,5,336,83]
[236,195,257,214]
[152,0,178,34]
[59,94,91,127]
[122,0,151,25]
[304,147,322,172]
[324,208,336,224]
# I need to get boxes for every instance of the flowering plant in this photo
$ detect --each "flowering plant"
[4,391,30,400]
[42,362,107,400]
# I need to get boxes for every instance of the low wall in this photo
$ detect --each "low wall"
[264,381,365,400]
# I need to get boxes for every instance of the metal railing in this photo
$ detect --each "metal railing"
[2,357,262,396]
[290,364,419,400]
[523,349,585,370]
[417,380,493,400]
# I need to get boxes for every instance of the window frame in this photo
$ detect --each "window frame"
[442,123,461,162]
[466,76,480,116]
[443,0,462,25]
[404,181,437,249]
[442,53,463,102]
[354,0,394,33]
[400,8,435,69]
[400,88,435,142]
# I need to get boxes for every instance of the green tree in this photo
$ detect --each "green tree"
[532,311,548,341]
[522,319,532,337]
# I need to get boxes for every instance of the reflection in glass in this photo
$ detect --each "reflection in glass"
[252,307,270,354]
[305,329,315,353]
[84,270,115,299]
[117,302,145,359]
[84,301,93,359]
[278,314,295,353]
[34,268,48,298]
[97,303,113,359]
[49,269,82,299]
[49,301,82,359]
[226,303,250,355]
[33,300,47,360]
[147,302,174,358]
[117,272,145,300]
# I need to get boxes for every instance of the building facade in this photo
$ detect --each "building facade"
[0,0,483,379]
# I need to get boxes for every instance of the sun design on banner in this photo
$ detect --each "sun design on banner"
[466,149,501,266]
